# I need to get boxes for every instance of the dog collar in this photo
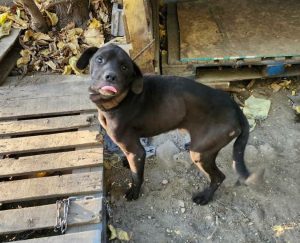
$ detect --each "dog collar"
[99,89,129,111]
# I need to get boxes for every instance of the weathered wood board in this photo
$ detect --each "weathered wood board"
[0,171,102,203]
[178,0,300,61]
[0,114,96,136]
[0,148,102,178]
[167,3,180,65]
[0,129,100,155]
[0,29,20,63]
[123,0,155,73]
[17,230,101,243]
[0,75,96,120]
[0,198,102,234]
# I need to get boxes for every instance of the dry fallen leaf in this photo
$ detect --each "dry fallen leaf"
[40,49,50,56]
[23,29,34,42]
[0,12,8,24]
[270,83,282,92]
[33,59,42,71]
[0,6,10,12]
[69,56,83,75]
[8,13,28,29]
[45,60,56,70]
[84,28,104,47]
[108,224,130,241]
[279,80,292,89]
[66,28,84,41]
[32,32,52,41]
[35,172,47,177]
[17,49,32,67]
[89,18,101,29]
[45,10,58,26]
[63,65,72,75]
[0,20,11,38]
[273,223,300,237]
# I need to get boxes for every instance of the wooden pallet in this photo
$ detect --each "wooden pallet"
[163,0,300,81]
[0,75,104,242]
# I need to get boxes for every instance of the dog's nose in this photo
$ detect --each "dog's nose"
[105,73,116,82]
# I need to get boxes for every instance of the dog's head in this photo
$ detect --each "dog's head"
[76,44,143,102]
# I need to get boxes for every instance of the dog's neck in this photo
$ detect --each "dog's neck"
[97,89,129,111]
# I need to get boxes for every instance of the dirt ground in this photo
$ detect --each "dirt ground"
[106,78,300,243]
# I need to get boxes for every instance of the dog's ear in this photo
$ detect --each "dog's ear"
[131,61,143,94]
[76,47,98,70]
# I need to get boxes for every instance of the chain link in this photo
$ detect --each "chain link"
[54,196,111,233]
[54,197,77,234]
[103,197,112,218]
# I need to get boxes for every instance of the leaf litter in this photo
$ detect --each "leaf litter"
[0,0,110,75]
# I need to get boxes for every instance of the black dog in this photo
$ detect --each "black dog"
[77,44,259,205]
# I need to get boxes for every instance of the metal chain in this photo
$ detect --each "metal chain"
[54,196,112,233]
[103,197,112,218]
[54,197,77,234]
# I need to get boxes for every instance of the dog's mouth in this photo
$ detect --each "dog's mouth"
[89,86,118,101]
[99,86,118,96]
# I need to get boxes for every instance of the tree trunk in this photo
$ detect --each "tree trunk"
[49,0,90,30]
[21,0,90,32]
[20,0,48,33]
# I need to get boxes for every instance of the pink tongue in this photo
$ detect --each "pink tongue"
[101,86,117,93]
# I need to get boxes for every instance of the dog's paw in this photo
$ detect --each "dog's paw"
[124,186,140,201]
[192,190,213,205]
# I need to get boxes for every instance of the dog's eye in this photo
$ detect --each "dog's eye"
[96,56,103,64]
[121,65,127,71]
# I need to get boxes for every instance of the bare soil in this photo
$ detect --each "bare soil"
[106,79,300,243]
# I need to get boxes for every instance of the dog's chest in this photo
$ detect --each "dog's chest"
[98,113,107,130]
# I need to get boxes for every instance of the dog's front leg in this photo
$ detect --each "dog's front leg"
[117,138,146,200]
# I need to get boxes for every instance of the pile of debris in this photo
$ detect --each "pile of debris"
[0,0,110,74]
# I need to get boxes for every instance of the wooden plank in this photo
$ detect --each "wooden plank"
[67,223,102,234]
[196,65,300,83]
[178,0,300,61]
[0,198,102,234]
[0,42,21,86]
[0,129,101,155]
[1,73,90,88]
[0,114,97,136]
[0,75,96,120]
[123,0,155,73]
[162,64,195,77]
[167,3,180,65]
[151,0,160,73]
[177,1,222,60]
[0,171,102,203]
[0,76,91,101]
[0,148,103,178]
[0,29,20,64]
[0,95,96,120]
[17,230,101,242]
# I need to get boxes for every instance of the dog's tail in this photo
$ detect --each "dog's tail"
[232,108,264,185]
[233,109,250,179]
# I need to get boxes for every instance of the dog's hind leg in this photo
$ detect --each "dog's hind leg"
[190,150,226,205]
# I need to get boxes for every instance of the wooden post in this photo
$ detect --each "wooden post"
[123,0,155,73]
